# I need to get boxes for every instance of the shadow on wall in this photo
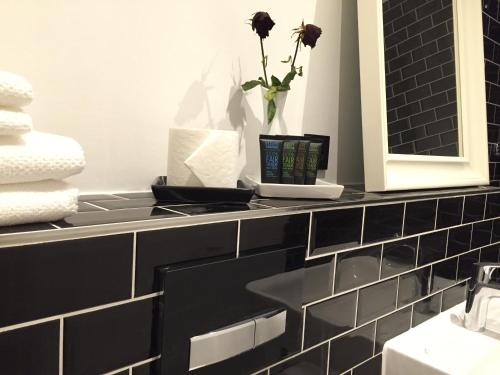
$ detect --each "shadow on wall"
[302,0,364,185]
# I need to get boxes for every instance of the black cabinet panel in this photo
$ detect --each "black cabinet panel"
[159,247,306,375]
[270,344,329,375]
[135,222,237,296]
[64,298,159,375]
[132,360,160,375]
[0,234,133,327]
[311,208,363,255]
[304,292,357,348]
[0,321,59,375]
[363,204,404,244]
[239,214,309,256]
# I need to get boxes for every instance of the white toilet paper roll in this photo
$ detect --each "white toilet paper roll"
[167,128,239,188]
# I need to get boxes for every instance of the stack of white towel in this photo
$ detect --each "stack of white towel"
[0,71,85,226]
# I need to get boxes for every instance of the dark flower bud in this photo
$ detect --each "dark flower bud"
[251,12,275,39]
[302,24,322,48]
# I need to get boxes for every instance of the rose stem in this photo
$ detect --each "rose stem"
[291,37,301,69]
[260,37,269,87]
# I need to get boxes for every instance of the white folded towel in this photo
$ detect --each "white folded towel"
[0,107,33,135]
[0,71,33,108]
[0,131,86,184]
[0,180,78,226]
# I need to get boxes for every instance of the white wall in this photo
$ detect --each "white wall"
[0,0,364,192]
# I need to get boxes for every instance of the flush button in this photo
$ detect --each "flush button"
[254,310,287,347]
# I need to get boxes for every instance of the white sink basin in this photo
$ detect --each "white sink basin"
[383,300,500,375]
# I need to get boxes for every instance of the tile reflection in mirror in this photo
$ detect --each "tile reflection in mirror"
[383,0,460,156]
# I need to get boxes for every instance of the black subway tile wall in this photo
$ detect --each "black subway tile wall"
[384,0,459,156]
[485,0,500,185]
[239,214,309,256]
[0,321,59,375]
[0,234,133,327]
[1,189,499,375]
[0,2,499,373]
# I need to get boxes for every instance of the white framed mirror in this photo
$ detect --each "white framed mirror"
[357,0,489,191]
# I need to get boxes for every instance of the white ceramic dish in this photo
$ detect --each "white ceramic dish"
[245,176,344,200]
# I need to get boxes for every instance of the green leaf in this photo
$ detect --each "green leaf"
[297,66,303,76]
[258,77,268,88]
[277,84,290,91]
[282,70,297,87]
[267,98,276,125]
[241,80,262,91]
[271,75,281,87]
[281,55,292,64]
[264,86,277,101]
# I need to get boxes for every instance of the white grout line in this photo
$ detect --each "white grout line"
[103,355,161,375]
[331,253,338,295]
[434,199,439,230]
[301,306,307,352]
[250,280,462,375]
[395,276,401,309]
[415,236,420,267]
[401,202,407,237]
[460,196,466,224]
[306,212,313,258]
[360,206,366,245]
[2,190,496,249]
[483,194,489,220]
[378,244,385,280]
[372,320,378,356]
[108,194,129,200]
[82,202,110,211]
[131,233,137,298]
[157,206,189,216]
[354,289,360,327]
[236,220,241,258]
[410,304,415,328]
[326,340,331,375]
[50,223,62,229]
[444,228,450,257]
[306,216,496,261]
[59,318,64,375]
[303,242,493,308]
[0,292,162,334]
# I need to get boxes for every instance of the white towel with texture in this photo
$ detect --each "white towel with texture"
[0,180,78,226]
[0,107,33,135]
[0,71,34,108]
[0,131,86,184]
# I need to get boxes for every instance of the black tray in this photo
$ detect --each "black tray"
[151,176,255,204]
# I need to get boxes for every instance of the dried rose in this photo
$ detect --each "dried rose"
[251,12,275,39]
[302,24,322,48]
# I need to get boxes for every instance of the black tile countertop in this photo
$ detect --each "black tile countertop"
[1,185,500,246]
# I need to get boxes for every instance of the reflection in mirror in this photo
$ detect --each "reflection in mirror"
[383,0,460,156]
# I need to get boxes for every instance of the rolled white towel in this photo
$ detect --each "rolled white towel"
[0,107,33,135]
[0,131,86,184]
[0,71,33,108]
[0,179,78,226]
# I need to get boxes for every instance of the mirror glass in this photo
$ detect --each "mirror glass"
[383,0,461,156]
